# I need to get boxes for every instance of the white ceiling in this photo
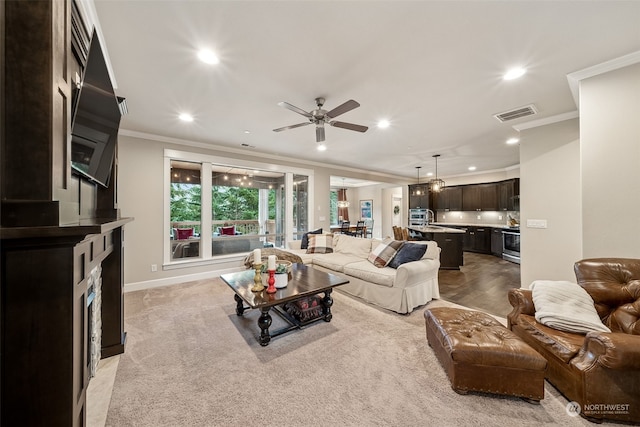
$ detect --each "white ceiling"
[93,1,640,180]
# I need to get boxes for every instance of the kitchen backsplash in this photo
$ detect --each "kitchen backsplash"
[434,210,520,226]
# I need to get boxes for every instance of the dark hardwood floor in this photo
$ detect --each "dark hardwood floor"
[438,252,520,318]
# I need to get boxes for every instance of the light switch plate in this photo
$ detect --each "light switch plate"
[319,216,325,221]
[527,219,548,228]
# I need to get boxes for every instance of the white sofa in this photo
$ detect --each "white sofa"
[286,233,441,314]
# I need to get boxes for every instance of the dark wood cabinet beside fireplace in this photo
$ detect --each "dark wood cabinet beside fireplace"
[1,1,132,425]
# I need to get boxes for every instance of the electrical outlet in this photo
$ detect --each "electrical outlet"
[319,216,325,221]
[526,219,548,229]
[498,215,503,220]
[477,215,481,220]
[151,264,157,272]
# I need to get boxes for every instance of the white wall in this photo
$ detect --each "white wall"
[117,133,409,289]
[580,63,640,258]
[519,119,582,287]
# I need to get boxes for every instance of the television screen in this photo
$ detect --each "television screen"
[71,29,122,188]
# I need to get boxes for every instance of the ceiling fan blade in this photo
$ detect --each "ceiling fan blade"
[326,99,360,119]
[316,125,325,142]
[330,121,368,133]
[277,101,313,118]
[273,122,311,132]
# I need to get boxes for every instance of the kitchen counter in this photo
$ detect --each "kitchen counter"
[408,225,466,234]
[431,222,518,229]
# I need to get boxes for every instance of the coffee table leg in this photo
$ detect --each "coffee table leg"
[258,308,272,346]
[234,294,245,316]
[322,289,333,322]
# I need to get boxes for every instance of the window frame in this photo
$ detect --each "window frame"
[163,149,314,269]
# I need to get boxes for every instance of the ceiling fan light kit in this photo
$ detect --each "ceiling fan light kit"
[273,97,368,143]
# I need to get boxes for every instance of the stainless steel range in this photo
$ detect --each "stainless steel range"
[502,228,520,264]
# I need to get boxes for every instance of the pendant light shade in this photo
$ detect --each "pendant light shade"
[429,154,445,193]
[337,178,350,208]
[411,166,427,196]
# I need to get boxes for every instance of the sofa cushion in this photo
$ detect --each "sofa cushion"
[367,238,404,268]
[388,242,427,269]
[344,260,396,287]
[333,234,373,259]
[301,228,323,249]
[517,314,585,363]
[175,228,193,240]
[313,253,364,273]
[306,234,334,254]
[220,225,236,236]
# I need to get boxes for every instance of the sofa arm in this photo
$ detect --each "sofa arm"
[572,332,640,371]
[393,259,440,289]
[507,288,535,329]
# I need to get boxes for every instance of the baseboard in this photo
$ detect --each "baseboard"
[124,266,245,293]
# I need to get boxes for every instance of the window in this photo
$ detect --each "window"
[329,190,338,225]
[170,161,201,260]
[165,150,312,266]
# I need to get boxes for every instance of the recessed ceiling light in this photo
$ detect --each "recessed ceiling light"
[179,113,194,122]
[244,130,251,134]
[426,172,434,177]
[468,166,477,171]
[506,137,520,145]
[317,143,327,151]
[198,49,219,65]
[503,67,526,80]
[377,119,390,129]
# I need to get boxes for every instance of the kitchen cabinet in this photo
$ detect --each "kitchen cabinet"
[498,179,520,211]
[491,227,504,256]
[433,186,462,211]
[413,230,464,270]
[433,233,464,269]
[466,226,491,254]
[408,185,429,209]
[480,184,499,211]
[462,185,482,211]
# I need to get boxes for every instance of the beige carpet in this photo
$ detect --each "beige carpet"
[105,279,596,426]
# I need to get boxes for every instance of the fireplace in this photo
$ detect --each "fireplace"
[87,265,102,377]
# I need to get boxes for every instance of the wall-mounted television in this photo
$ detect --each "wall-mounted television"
[71,29,122,188]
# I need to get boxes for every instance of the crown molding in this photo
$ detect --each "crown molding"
[567,50,640,108]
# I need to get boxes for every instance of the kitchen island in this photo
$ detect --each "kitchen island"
[408,225,465,270]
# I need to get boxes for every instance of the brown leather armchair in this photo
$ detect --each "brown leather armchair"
[508,258,640,423]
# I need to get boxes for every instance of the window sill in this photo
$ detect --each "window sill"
[164,253,246,270]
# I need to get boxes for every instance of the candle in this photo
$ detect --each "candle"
[253,248,261,264]
[268,255,276,270]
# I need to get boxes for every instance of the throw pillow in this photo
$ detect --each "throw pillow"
[220,225,236,236]
[306,234,334,254]
[301,228,323,249]
[175,228,193,240]
[367,238,405,268]
[387,242,427,269]
[530,280,611,334]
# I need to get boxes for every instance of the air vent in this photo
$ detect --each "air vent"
[494,104,538,122]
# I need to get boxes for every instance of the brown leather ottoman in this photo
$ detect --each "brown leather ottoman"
[424,307,547,402]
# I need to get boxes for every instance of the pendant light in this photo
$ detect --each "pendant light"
[429,154,445,193]
[337,178,350,208]
[412,166,424,196]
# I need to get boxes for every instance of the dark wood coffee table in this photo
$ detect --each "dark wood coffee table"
[221,263,349,346]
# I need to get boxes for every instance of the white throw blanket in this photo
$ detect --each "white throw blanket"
[530,280,611,334]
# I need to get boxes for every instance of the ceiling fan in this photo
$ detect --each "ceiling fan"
[273,97,368,142]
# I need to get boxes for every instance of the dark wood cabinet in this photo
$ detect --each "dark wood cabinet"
[408,184,429,209]
[480,184,499,211]
[466,226,491,254]
[491,227,504,256]
[433,233,464,269]
[498,178,520,211]
[462,185,482,211]
[433,186,462,211]
[1,2,131,425]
